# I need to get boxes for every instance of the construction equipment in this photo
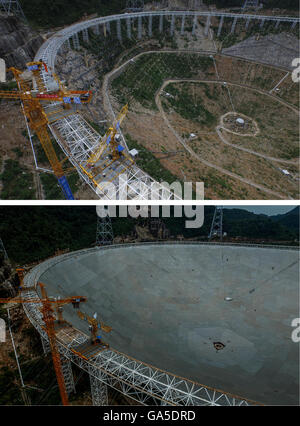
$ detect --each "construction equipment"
[0,61,92,199]
[16,267,25,287]
[0,0,26,21]
[78,310,112,344]
[86,104,129,167]
[0,281,87,405]
[79,104,135,188]
[70,310,112,361]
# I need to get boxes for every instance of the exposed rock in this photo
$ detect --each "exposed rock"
[0,254,17,297]
[0,14,44,69]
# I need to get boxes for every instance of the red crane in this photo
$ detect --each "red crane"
[0,281,87,405]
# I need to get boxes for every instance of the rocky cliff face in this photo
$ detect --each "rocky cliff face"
[0,15,44,69]
[0,254,18,297]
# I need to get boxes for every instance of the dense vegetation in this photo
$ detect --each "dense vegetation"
[0,324,62,405]
[18,0,299,28]
[163,82,217,126]
[19,0,122,28]
[0,206,139,264]
[0,206,298,265]
[203,0,298,9]
[20,0,153,28]
[0,159,35,200]
[112,53,214,110]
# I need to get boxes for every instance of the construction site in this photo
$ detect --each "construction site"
[0,0,299,410]
[0,205,299,406]
[0,1,299,200]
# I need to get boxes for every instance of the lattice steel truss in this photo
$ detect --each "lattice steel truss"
[61,355,76,395]
[89,368,108,405]
[41,336,51,355]
[49,109,179,200]
[43,96,178,200]
[96,215,114,246]
[19,244,276,406]
[208,206,223,241]
[242,0,259,11]
[0,0,26,20]
[0,237,8,261]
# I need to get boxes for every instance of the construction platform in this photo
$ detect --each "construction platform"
[71,341,109,361]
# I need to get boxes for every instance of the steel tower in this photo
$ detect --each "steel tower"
[242,0,259,11]
[96,215,114,246]
[0,237,9,261]
[0,0,26,20]
[208,206,223,241]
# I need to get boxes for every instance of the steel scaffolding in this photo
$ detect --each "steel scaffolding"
[208,206,223,241]
[89,368,108,405]
[242,0,259,11]
[61,355,76,395]
[96,215,114,246]
[0,0,26,20]
[41,336,51,355]
[0,237,8,261]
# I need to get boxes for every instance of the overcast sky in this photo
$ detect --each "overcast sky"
[223,206,296,216]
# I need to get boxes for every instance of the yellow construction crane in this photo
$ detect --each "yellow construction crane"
[0,61,93,199]
[78,104,136,191]
[0,281,87,406]
[78,310,112,344]
[86,104,129,167]
[70,310,112,360]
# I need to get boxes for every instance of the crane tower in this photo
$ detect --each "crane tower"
[0,61,93,199]
[0,282,87,405]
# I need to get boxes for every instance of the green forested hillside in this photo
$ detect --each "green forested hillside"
[203,0,298,9]
[270,206,299,231]
[20,0,126,28]
[0,206,298,265]
[19,0,299,28]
